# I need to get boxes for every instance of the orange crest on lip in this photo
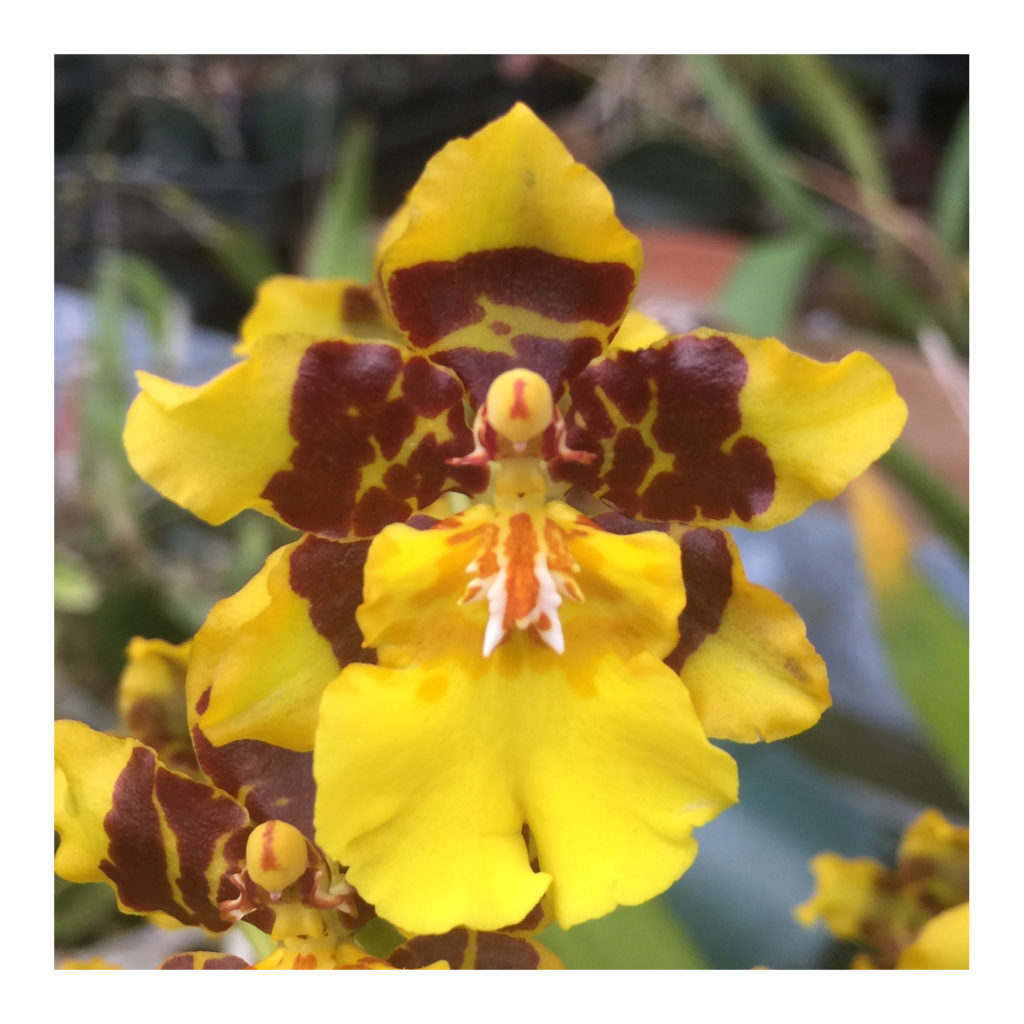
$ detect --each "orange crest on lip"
[459,507,582,656]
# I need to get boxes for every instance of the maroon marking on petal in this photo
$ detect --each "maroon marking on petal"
[389,928,470,969]
[602,427,654,512]
[431,334,603,409]
[191,724,317,839]
[376,400,418,461]
[262,341,401,536]
[289,535,375,668]
[562,334,776,522]
[510,334,603,396]
[388,248,635,349]
[664,528,733,672]
[155,769,251,927]
[403,407,491,498]
[354,487,412,537]
[401,354,466,419]
[100,747,249,931]
[160,953,250,970]
[431,347,516,409]
[194,685,211,718]
[406,514,440,530]
[100,747,180,919]
[341,285,385,326]
[592,512,668,535]
[490,320,511,335]
[475,931,542,970]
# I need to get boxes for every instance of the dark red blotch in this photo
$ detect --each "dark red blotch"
[665,528,734,671]
[388,247,634,348]
[99,746,250,931]
[289,534,376,670]
[560,333,775,522]
[261,341,483,538]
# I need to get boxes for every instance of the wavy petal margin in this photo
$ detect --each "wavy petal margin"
[666,527,830,742]
[125,335,485,538]
[560,328,907,529]
[314,507,736,934]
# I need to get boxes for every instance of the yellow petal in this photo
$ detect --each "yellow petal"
[735,332,907,528]
[668,527,830,742]
[54,720,250,931]
[237,275,400,355]
[793,853,886,939]
[189,539,366,752]
[124,333,311,527]
[560,328,906,529]
[377,103,642,406]
[896,903,969,969]
[314,507,736,934]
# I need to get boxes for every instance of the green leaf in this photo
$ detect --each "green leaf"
[55,549,101,613]
[154,184,280,295]
[756,55,892,203]
[354,917,405,959]
[932,105,969,256]
[880,442,969,558]
[117,252,177,370]
[304,115,375,282]
[878,572,969,796]
[686,55,819,230]
[539,898,709,969]
[716,229,826,337]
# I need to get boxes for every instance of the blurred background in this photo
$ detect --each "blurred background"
[54,54,968,969]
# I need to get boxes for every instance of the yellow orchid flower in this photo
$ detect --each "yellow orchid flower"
[795,808,968,969]
[112,103,906,937]
[54,717,562,970]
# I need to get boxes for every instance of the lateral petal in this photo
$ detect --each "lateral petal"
[185,537,371,833]
[560,328,906,529]
[125,334,485,539]
[54,720,250,931]
[188,537,370,753]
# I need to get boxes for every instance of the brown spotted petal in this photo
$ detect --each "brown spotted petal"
[55,720,251,932]
[261,339,488,538]
[377,104,642,408]
[559,327,906,530]
[558,332,775,525]
[389,928,564,970]
[160,952,250,969]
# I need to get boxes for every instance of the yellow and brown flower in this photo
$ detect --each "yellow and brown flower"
[106,103,907,936]
[795,808,969,969]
